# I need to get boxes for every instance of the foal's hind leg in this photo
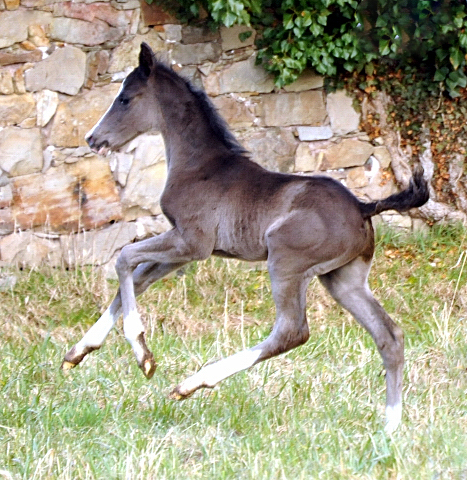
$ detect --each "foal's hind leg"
[61,261,185,376]
[171,269,310,399]
[318,257,404,433]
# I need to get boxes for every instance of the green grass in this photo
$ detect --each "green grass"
[1,224,466,479]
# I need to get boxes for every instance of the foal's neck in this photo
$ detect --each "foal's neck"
[155,80,232,169]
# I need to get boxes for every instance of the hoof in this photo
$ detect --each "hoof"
[168,386,193,401]
[61,360,76,372]
[141,355,157,379]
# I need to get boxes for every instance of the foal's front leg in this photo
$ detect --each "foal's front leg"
[114,230,209,377]
[61,260,186,375]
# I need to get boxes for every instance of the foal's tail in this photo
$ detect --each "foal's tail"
[359,166,429,218]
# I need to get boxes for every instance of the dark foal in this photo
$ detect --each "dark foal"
[62,43,429,433]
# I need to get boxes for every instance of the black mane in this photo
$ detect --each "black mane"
[154,60,249,156]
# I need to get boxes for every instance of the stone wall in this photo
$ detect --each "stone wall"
[0,0,426,270]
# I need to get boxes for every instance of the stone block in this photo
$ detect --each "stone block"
[221,25,256,51]
[283,70,323,92]
[294,143,323,172]
[171,42,222,66]
[60,222,138,266]
[141,2,178,26]
[211,95,255,128]
[0,49,42,67]
[49,83,121,148]
[260,91,326,127]
[181,25,219,44]
[0,231,61,267]
[53,1,132,28]
[203,55,274,95]
[50,17,125,46]
[0,93,35,127]
[0,127,42,176]
[346,167,368,189]
[0,208,14,235]
[297,126,332,141]
[0,70,15,94]
[373,146,392,169]
[0,10,53,48]
[36,89,59,127]
[327,89,360,135]
[322,138,373,170]
[238,128,297,173]
[25,46,86,95]
[11,157,122,233]
[121,133,167,218]
[108,31,166,73]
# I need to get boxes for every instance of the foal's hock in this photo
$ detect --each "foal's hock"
[62,43,429,433]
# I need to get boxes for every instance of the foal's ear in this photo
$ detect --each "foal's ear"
[139,42,155,78]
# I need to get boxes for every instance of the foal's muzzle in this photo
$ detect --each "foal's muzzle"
[86,132,110,156]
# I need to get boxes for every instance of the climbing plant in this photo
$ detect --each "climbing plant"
[148,0,467,97]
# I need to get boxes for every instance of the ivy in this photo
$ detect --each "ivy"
[149,0,467,98]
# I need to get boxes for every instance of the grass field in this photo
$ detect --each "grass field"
[0,224,466,479]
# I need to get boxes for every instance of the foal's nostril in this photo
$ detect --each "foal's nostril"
[86,133,94,148]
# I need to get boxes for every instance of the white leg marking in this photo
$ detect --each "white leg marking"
[123,309,146,364]
[178,349,263,395]
[385,403,402,434]
[74,306,120,355]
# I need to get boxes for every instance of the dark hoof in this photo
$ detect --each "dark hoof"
[168,386,193,401]
[140,354,157,379]
[60,360,77,372]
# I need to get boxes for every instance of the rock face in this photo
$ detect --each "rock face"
[25,46,86,95]
[0,1,424,268]
[11,157,122,233]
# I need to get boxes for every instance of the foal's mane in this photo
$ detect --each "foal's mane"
[154,60,249,156]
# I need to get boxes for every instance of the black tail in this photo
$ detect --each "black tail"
[359,166,429,218]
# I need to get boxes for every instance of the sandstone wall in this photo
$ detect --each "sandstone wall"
[0,0,425,270]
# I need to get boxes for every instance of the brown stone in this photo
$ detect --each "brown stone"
[238,128,297,173]
[203,55,274,96]
[0,231,61,267]
[49,83,121,147]
[0,10,53,49]
[60,222,137,266]
[322,138,374,170]
[11,157,122,233]
[211,95,255,128]
[346,167,368,189]
[181,25,219,44]
[50,17,125,46]
[0,208,14,235]
[260,91,326,127]
[294,143,323,172]
[0,49,42,67]
[283,70,323,92]
[53,2,132,28]
[25,45,86,95]
[171,42,222,66]
[220,25,256,51]
[141,1,178,26]
[0,126,42,176]
[0,93,36,127]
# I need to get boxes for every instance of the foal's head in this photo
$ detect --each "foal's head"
[86,43,164,155]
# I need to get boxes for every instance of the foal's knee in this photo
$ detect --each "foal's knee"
[378,323,404,369]
[116,245,133,277]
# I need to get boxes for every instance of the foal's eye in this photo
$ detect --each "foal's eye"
[119,96,130,106]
